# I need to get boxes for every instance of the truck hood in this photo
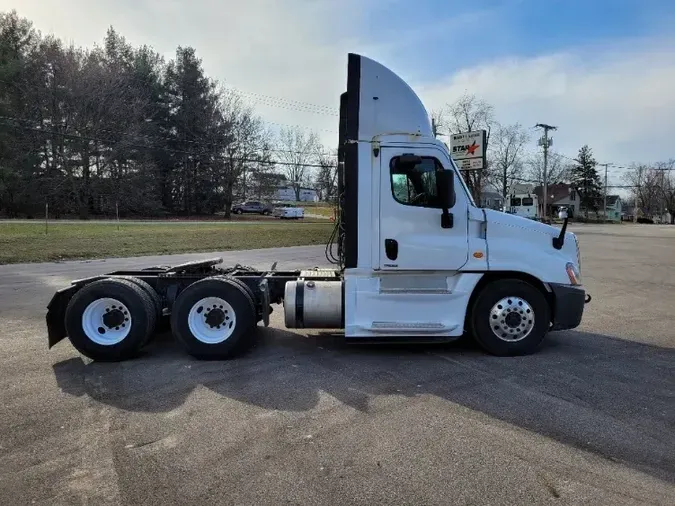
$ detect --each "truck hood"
[481,209,579,285]
[484,208,560,237]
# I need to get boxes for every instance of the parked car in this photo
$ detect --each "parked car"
[272,202,304,219]
[231,200,273,215]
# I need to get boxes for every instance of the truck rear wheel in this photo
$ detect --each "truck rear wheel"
[469,279,550,356]
[170,277,256,360]
[64,278,156,361]
[113,276,164,341]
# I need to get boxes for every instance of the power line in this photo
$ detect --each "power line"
[223,85,338,115]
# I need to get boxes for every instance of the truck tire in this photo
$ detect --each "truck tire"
[114,276,162,318]
[469,279,550,356]
[64,278,156,361]
[220,276,260,323]
[170,277,257,360]
[113,276,164,341]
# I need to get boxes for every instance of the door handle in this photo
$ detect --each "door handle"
[385,239,398,260]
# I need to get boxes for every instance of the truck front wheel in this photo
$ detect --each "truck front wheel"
[170,277,256,360]
[469,279,550,356]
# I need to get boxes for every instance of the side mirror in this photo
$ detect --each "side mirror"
[437,169,455,209]
[437,169,455,229]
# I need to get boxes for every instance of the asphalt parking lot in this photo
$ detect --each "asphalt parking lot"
[0,224,674,505]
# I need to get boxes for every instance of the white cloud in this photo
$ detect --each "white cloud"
[3,0,675,172]
[415,35,675,169]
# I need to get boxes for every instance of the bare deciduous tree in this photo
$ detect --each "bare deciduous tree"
[313,146,337,202]
[275,126,320,201]
[219,88,269,217]
[430,109,445,138]
[624,160,675,222]
[525,151,572,186]
[487,122,529,198]
[623,164,662,219]
[442,93,495,202]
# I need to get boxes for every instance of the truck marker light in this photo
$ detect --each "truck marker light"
[473,251,484,259]
[566,263,581,286]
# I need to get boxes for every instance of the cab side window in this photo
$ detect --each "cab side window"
[390,156,451,208]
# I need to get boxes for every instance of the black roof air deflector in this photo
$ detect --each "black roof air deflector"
[342,53,360,269]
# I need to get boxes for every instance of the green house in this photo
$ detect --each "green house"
[605,195,622,222]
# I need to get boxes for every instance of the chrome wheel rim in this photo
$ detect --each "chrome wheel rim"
[489,296,535,342]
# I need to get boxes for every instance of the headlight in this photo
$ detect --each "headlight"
[566,262,581,286]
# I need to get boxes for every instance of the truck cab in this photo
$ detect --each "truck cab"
[331,53,586,353]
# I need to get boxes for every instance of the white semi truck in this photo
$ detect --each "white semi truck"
[45,53,590,361]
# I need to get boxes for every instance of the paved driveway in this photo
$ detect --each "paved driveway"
[1,228,674,505]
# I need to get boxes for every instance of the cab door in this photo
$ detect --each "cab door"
[378,145,469,271]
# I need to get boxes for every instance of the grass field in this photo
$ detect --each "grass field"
[0,221,335,264]
[305,205,336,218]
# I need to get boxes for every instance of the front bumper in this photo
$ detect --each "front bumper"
[549,283,588,331]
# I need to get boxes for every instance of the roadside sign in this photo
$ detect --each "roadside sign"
[457,158,484,170]
[450,130,486,170]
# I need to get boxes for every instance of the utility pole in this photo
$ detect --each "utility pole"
[603,163,609,221]
[634,166,642,224]
[535,123,557,221]
[659,168,665,221]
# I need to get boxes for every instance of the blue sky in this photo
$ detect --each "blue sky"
[368,0,675,79]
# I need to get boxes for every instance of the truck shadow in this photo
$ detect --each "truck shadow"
[52,327,675,484]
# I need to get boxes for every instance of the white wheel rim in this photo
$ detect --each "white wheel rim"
[187,297,236,344]
[81,298,132,346]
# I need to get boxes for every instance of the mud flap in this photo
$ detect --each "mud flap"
[259,278,271,327]
[46,285,79,348]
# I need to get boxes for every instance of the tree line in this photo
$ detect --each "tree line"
[0,10,337,219]
[623,160,675,223]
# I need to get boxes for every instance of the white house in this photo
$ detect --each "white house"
[274,186,319,202]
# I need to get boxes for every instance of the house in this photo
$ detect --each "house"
[534,183,579,218]
[604,195,622,222]
[480,191,504,211]
[274,186,319,202]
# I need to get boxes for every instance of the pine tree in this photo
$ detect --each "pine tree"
[571,145,602,217]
